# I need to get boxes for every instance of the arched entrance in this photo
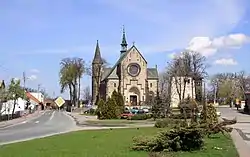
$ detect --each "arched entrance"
[129,87,140,106]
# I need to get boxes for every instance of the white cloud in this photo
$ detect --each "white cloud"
[100,0,248,52]
[187,33,250,57]
[28,75,37,81]
[30,69,40,73]
[214,58,238,66]
[13,78,20,82]
[167,52,177,59]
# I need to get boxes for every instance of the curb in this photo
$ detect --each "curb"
[66,112,155,128]
[231,129,250,157]
[66,112,81,125]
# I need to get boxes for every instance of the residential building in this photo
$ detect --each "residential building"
[170,76,196,108]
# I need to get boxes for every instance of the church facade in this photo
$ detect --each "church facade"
[91,29,159,106]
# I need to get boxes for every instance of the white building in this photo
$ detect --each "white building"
[30,92,44,103]
[170,76,196,108]
[1,98,27,115]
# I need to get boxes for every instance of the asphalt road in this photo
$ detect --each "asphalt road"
[0,110,76,145]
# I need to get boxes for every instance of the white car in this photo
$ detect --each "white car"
[142,108,149,113]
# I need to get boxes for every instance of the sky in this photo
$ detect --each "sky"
[0,0,250,99]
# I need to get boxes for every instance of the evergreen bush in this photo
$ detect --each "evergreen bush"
[130,114,148,120]
[96,99,107,120]
[132,126,204,152]
[200,103,218,124]
[111,90,124,115]
[106,97,120,119]
[154,118,186,128]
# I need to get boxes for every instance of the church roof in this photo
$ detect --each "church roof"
[147,68,158,79]
[101,45,158,81]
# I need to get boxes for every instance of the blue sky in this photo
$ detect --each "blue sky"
[0,0,250,99]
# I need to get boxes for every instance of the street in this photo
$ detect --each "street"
[218,107,250,147]
[0,110,76,145]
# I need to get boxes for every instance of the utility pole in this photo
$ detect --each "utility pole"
[37,84,41,106]
[23,71,26,91]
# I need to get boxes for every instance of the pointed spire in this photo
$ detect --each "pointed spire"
[92,40,102,64]
[120,25,128,54]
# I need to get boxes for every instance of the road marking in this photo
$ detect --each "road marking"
[49,111,55,121]
[21,121,27,124]
[35,121,39,124]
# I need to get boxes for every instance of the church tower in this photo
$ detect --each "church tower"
[120,26,128,54]
[92,40,103,105]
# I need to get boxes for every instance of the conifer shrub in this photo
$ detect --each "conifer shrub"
[96,99,107,120]
[111,90,125,115]
[200,103,218,124]
[132,126,204,152]
[96,97,121,119]
[105,97,121,119]
[130,114,148,120]
[154,118,186,128]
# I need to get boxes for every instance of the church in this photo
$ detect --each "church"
[91,28,159,106]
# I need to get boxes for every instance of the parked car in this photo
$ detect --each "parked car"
[136,109,145,114]
[120,110,134,119]
[142,108,149,113]
[131,107,139,114]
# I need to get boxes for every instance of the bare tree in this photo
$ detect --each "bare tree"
[237,71,250,99]
[168,50,207,103]
[167,50,207,122]
[82,86,91,101]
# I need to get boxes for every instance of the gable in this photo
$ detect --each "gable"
[102,45,148,81]
[125,46,147,64]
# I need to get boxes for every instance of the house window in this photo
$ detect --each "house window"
[150,83,152,88]
[114,83,116,87]
[142,96,144,101]
[187,79,190,84]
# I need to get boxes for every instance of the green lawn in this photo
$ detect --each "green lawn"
[85,119,155,126]
[0,127,238,157]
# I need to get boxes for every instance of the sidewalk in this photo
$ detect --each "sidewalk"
[0,110,45,128]
[219,107,250,157]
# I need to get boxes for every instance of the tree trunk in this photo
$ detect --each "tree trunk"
[69,84,73,104]
[73,78,78,107]
[78,76,81,107]
[11,99,16,119]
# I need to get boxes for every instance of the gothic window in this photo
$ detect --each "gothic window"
[150,83,152,88]
[114,83,116,87]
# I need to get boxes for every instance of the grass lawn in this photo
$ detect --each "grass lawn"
[85,119,155,126]
[0,127,238,157]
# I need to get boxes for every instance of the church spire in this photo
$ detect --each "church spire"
[92,40,102,64]
[120,25,128,54]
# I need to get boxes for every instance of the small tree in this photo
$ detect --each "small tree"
[8,78,26,118]
[200,103,218,124]
[106,97,120,119]
[111,90,124,114]
[96,99,106,120]
[152,92,163,120]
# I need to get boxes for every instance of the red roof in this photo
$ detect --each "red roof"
[26,92,41,104]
